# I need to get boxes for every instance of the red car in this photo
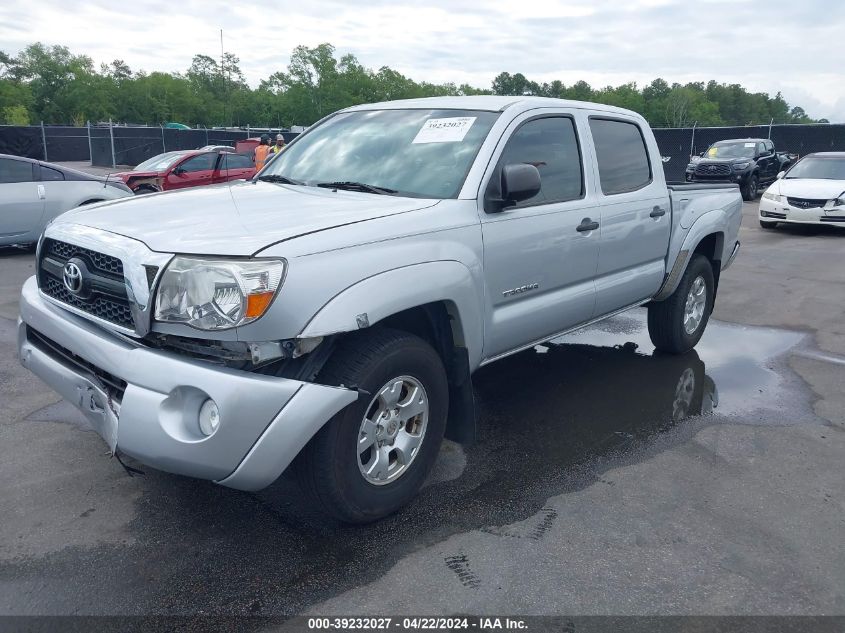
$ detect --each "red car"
[114,150,256,194]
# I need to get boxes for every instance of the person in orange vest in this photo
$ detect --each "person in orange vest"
[269,134,286,155]
[254,135,271,170]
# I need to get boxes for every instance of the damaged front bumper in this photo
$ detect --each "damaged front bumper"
[17,276,357,491]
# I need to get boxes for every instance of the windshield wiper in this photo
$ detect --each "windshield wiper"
[316,181,397,195]
[257,174,305,185]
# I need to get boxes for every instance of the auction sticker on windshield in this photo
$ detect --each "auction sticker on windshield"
[412,117,476,144]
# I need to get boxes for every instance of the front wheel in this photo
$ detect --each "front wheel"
[296,328,448,523]
[741,174,759,201]
[648,255,715,354]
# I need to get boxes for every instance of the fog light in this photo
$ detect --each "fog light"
[198,399,220,436]
[761,211,768,217]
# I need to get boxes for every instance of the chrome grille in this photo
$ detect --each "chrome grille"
[45,238,124,276]
[38,238,135,329]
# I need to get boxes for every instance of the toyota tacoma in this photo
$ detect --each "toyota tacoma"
[18,96,742,522]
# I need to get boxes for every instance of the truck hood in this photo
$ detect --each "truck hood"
[695,158,749,166]
[770,178,845,199]
[54,181,439,255]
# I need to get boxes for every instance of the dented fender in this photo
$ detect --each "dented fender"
[299,260,485,370]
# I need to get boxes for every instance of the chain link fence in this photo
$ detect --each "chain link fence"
[0,123,298,167]
[2,122,844,177]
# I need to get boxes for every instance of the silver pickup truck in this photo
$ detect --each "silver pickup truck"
[18,96,742,522]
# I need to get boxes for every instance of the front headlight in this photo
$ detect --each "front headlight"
[154,257,285,330]
[762,192,782,203]
[733,162,751,170]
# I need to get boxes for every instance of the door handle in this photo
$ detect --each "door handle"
[650,206,666,218]
[37,184,46,200]
[576,218,599,233]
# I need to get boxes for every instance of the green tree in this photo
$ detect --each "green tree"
[2,104,29,124]
[0,41,823,129]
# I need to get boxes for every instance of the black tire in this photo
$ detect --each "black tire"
[296,328,448,523]
[759,220,778,229]
[648,254,715,354]
[741,173,758,201]
[133,185,157,195]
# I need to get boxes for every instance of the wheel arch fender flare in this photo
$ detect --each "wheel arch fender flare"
[298,260,484,369]
[654,210,727,301]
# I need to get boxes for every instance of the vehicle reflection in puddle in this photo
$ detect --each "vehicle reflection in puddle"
[549,309,802,416]
[467,309,803,487]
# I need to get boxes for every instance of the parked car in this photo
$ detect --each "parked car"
[113,150,255,194]
[758,152,845,228]
[685,138,796,201]
[18,96,742,522]
[0,154,133,247]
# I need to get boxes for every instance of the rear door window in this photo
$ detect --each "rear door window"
[40,165,65,181]
[222,154,253,169]
[589,118,652,195]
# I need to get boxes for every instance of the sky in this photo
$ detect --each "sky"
[2,0,844,122]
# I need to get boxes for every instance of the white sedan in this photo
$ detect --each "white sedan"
[1,154,134,247]
[758,152,845,229]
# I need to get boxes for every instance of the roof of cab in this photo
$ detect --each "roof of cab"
[340,95,644,118]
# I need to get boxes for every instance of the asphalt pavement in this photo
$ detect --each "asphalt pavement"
[0,202,843,625]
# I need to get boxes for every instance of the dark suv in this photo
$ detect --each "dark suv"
[685,138,795,201]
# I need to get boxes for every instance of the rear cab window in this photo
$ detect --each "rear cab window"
[589,118,652,195]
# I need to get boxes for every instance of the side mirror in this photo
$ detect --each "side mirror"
[501,163,541,204]
[777,171,785,179]
[172,166,186,176]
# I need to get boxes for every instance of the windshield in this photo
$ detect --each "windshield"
[785,157,845,180]
[261,108,500,198]
[705,142,757,160]
[134,152,185,172]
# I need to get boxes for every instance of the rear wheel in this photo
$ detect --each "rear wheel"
[296,328,448,523]
[759,219,778,229]
[648,255,715,354]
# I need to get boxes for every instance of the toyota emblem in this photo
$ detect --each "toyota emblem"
[63,261,83,294]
